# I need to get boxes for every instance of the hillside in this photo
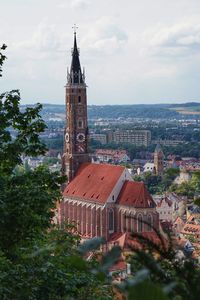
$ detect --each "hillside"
[21,102,200,120]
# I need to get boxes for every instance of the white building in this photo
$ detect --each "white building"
[154,193,186,222]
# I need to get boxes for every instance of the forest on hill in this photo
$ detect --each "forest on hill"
[21,102,200,119]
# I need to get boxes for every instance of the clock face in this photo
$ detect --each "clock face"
[65,133,69,142]
[76,133,85,142]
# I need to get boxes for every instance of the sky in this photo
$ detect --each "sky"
[1,0,200,105]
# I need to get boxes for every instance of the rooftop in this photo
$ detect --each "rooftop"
[63,163,124,204]
[116,180,156,208]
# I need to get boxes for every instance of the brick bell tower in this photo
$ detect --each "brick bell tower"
[63,28,90,182]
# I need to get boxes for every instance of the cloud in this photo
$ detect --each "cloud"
[71,0,91,9]
[5,19,70,82]
[143,20,200,57]
[58,0,91,9]
[11,20,67,60]
[81,16,128,56]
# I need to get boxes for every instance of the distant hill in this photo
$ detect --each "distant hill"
[21,102,200,119]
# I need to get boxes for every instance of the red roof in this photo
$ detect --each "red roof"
[63,163,124,204]
[108,232,165,250]
[109,258,127,272]
[116,181,156,208]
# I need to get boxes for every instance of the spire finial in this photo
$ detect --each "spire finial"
[72,24,78,35]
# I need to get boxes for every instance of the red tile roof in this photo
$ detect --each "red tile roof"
[63,163,124,204]
[116,180,156,208]
[109,231,164,250]
[109,258,127,272]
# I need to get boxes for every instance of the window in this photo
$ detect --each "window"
[137,214,143,233]
[78,120,83,128]
[147,214,153,232]
[108,209,114,231]
[78,96,81,103]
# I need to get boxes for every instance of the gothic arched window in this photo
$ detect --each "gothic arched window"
[147,214,153,232]
[108,209,114,232]
[137,214,143,233]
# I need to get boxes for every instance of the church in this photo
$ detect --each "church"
[60,31,159,242]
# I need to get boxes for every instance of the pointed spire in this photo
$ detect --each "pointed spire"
[155,143,163,153]
[68,28,84,85]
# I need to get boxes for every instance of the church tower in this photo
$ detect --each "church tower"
[154,143,164,176]
[63,29,90,182]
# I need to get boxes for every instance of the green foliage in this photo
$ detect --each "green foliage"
[119,270,170,300]
[42,135,63,150]
[169,171,200,198]
[0,166,63,256]
[43,156,60,165]
[128,233,200,300]
[134,171,163,194]
[0,227,113,300]
[0,90,47,174]
[134,168,182,194]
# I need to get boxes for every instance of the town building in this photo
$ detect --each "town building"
[180,215,200,241]
[108,130,151,147]
[152,139,184,147]
[90,133,108,145]
[94,149,130,164]
[60,31,159,243]
[153,193,186,223]
[60,163,159,241]
[143,162,155,173]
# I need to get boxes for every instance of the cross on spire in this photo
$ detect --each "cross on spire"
[72,24,78,35]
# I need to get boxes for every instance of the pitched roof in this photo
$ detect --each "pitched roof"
[63,163,124,204]
[109,258,127,272]
[108,232,164,250]
[116,180,156,208]
[157,197,173,208]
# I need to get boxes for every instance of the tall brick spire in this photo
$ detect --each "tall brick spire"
[62,29,90,182]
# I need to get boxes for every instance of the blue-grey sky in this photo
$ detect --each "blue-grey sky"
[1,0,200,105]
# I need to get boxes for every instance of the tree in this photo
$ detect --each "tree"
[169,172,200,199]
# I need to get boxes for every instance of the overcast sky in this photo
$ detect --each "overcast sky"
[1,0,200,105]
